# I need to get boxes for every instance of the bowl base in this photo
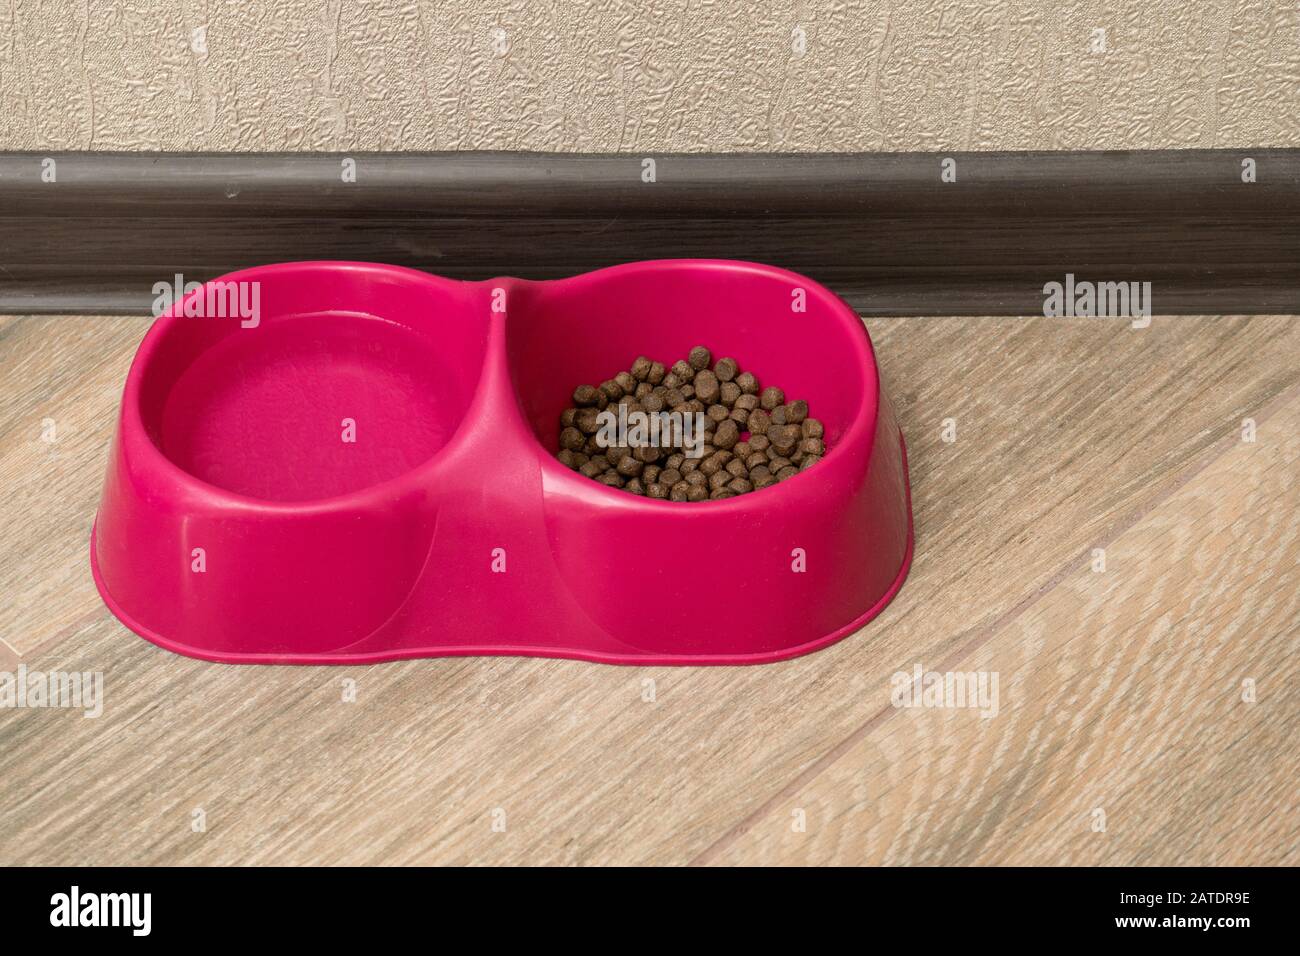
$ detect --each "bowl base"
[92,435,913,666]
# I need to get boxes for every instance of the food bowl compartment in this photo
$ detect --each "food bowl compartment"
[137,264,487,501]
[93,263,491,659]
[505,260,909,661]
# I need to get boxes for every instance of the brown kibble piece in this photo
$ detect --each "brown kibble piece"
[694,369,720,404]
[760,386,784,410]
[770,405,788,426]
[687,484,709,502]
[799,437,825,457]
[575,407,601,434]
[735,393,759,412]
[727,477,753,494]
[800,455,821,470]
[786,400,808,424]
[714,419,740,450]
[598,472,625,487]
[659,468,682,487]
[560,427,585,451]
[748,433,770,453]
[671,359,693,379]
[801,418,823,439]
[709,470,730,491]
[573,384,601,406]
[736,371,759,394]
[561,407,578,428]
[707,404,730,423]
[643,465,661,483]
[685,470,707,487]
[745,452,767,470]
[631,356,652,381]
[616,456,644,477]
[615,371,636,394]
[643,393,666,413]
[646,483,668,499]
[720,381,741,406]
[714,357,738,382]
[776,466,799,481]
[771,424,801,455]
[688,346,712,371]
[710,489,736,500]
[625,477,645,495]
[729,407,749,427]
[670,481,690,502]
[726,458,747,478]
[648,361,666,384]
[746,409,770,435]
[699,452,728,477]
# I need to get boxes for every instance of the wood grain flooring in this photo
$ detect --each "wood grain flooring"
[0,313,1296,866]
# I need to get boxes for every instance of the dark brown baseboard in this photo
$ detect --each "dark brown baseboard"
[1,150,1297,315]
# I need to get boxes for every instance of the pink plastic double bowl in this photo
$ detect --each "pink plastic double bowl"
[90,259,912,665]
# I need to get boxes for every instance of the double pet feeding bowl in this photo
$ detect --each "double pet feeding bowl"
[91,259,913,665]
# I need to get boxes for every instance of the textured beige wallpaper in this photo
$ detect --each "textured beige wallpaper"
[0,0,1297,151]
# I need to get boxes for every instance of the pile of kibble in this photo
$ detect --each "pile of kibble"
[555,346,825,501]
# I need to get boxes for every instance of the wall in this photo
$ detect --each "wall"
[1,0,1296,152]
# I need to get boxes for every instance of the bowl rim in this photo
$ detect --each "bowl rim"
[119,258,880,516]
[521,258,882,513]
[121,260,490,515]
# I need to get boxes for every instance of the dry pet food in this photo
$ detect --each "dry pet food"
[555,346,824,500]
